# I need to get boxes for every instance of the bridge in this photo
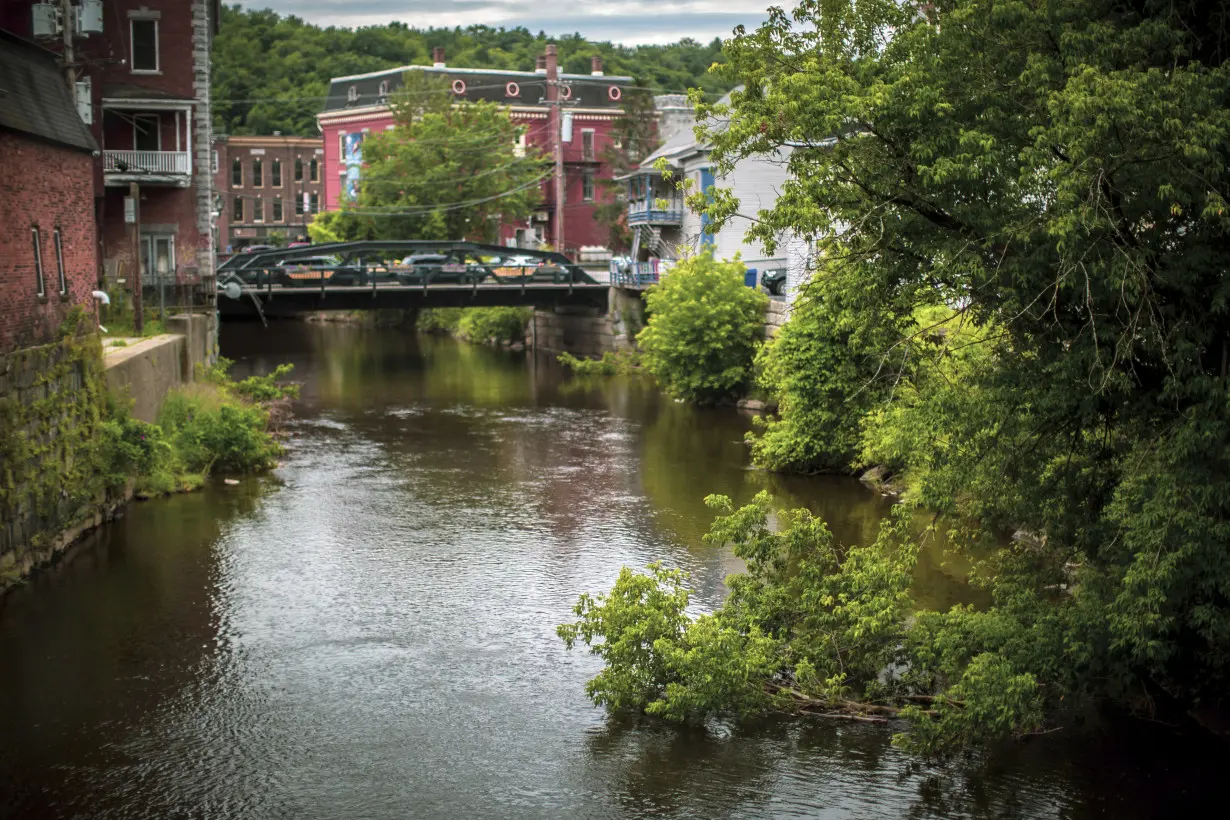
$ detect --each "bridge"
[216,241,610,319]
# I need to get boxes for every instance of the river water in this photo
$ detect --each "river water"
[1,323,1226,819]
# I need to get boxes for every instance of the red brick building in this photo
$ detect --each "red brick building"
[0,0,220,291]
[212,134,325,253]
[317,46,631,256]
[0,30,99,353]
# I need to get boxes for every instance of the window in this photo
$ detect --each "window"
[231,157,242,187]
[211,150,219,174]
[309,192,319,213]
[252,158,263,187]
[294,157,303,182]
[309,159,319,182]
[582,129,595,161]
[53,229,66,295]
[141,235,175,281]
[271,158,282,187]
[582,171,595,202]
[133,114,159,151]
[130,19,158,73]
[378,80,389,98]
[233,195,243,222]
[31,227,45,297]
[295,193,305,216]
[272,198,283,222]
[253,196,263,223]
[347,85,358,103]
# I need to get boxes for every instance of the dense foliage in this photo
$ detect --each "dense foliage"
[102,358,297,495]
[212,5,735,137]
[312,73,545,244]
[457,308,533,345]
[636,253,768,403]
[565,0,1230,752]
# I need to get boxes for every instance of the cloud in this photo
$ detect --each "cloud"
[244,1,770,45]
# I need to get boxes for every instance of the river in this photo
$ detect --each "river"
[1,322,1226,819]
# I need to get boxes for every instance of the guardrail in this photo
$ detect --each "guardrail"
[609,259,670,287]
[104,150,191,175]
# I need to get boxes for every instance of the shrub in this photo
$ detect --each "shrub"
[458,307,532,345]
[417,308,463,334]
[636,252,767,404]
[157,384,282,475]
[557,350,640,376]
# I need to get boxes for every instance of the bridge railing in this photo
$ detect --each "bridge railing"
[609,259,671,288]
[225,263,597,292]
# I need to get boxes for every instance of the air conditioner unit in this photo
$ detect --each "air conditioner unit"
[75,77,92,124]
[31,3,59,38]
[533,211,549,223]
[77,0,104,35]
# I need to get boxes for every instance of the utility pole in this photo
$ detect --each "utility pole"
[59,0,75,90]
[544,45,564,254]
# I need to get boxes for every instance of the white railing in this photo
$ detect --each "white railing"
[104,150,191,175]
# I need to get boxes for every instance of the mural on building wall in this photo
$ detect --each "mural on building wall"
[343,132,365,201]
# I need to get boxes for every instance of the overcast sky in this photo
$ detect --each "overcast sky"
[248,1,772,45]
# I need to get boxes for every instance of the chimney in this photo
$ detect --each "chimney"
[544,44,558,81]
[591,56,603,77]
[535,55,547,74]
[432,47,445,68]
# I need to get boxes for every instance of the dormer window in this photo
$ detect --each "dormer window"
[378,80,389,98]
[347,86,359,104]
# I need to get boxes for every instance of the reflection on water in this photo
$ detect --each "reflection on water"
[0,322,1226,819]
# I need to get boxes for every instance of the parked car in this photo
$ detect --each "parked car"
[275,255,357,286]
[761,268,787,296]
[392,254,489,285]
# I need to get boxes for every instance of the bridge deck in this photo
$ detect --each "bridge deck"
[222,282,611,317]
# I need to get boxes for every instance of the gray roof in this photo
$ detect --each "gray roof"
[323,65,634,114]
[637,87,741,170]
[0,30,97,153]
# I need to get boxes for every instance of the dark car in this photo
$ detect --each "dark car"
[275,255,358,286]
[761,268,787,296]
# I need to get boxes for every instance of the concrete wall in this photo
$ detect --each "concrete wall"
[104,335,190,423]
[529,286,646,356]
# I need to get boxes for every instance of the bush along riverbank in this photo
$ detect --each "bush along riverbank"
[561,0,1230,756]
[1,311,298,593]
[418,307,532,348]
[103,358,299,499]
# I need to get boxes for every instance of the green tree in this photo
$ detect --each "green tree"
[326,72,546,242]
[686,0,1230,739]
[211,6,736,137]
[636,252,767,403]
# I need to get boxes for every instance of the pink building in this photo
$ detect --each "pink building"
[317,46,631,256]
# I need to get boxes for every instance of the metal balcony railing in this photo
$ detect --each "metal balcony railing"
[104,150,192,175]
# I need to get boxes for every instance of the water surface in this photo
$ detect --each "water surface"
[0,323,1225,818]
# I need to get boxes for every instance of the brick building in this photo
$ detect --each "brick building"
[0,30,99,353]
[212,134,324,253]
[0,0,220,291]
[317,46,631,256]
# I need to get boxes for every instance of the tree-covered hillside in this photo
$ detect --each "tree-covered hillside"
[211,4,733,137]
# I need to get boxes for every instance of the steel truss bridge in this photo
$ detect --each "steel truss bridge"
[215,241,609,319]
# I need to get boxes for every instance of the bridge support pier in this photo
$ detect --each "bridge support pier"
[527,286,646,357]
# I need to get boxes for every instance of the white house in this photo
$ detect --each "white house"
[617,89,793,284]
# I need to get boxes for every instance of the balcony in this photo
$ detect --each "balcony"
[104,150,192,186]
[627,201,683,226]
